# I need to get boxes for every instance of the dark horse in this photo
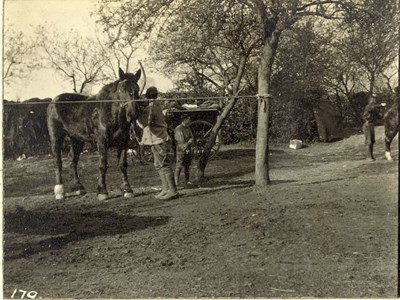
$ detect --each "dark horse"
[47,68,146,200]
[384,88,399,161]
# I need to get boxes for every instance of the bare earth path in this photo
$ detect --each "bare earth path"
[3,126,398,298]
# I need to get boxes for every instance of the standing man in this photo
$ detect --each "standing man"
[141,86,179,200]
[174,114,194,186]
[362,94,386,161]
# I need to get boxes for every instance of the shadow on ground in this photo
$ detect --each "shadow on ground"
[216,148,285,160]
[4,206,169,260]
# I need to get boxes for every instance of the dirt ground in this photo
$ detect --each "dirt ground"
[3,126,398,298]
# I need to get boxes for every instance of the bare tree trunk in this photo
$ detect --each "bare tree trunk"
[396,22,400,94]
[369,73,375,94]
[254,31,280,188]
[197,97,238,181]
[197,54,249,181]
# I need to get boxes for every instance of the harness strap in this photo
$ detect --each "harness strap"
[147,101,154,145]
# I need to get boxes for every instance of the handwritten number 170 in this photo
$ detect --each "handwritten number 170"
[11,289,38,299]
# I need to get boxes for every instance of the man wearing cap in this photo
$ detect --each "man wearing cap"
[362,94,386,161]
[174,114,194,186]
[140,86,179,200]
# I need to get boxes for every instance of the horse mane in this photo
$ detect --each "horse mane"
[90,69,141,102]
[92,79,121,100]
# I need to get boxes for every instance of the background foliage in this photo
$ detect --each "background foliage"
[3,0,398,158]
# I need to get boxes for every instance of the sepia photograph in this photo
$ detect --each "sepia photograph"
[2,0,398,298]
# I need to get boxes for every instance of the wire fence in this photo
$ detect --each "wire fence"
[3,95,263,106]
[3,93,350,159]
[3,95,260,159]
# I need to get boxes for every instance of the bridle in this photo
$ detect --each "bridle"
[118,80,140,109]
[117,80,148,125]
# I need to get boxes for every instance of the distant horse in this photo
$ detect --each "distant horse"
[21,98,52,156]
[47,68,147,200]
[3,100,23,159]
[384,94,399,161]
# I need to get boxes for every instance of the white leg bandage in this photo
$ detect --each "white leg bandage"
[385,151,393,161]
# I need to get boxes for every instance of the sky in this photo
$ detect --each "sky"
[3,0,173,101]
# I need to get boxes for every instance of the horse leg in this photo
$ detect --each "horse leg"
[117,147,134,198]
[97,141,109,200]
[70,137,86,195]
[49,121,65,200]
[385,132,395,161]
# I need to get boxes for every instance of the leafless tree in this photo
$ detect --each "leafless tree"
[3,27,39,84]
[95,0,394,187]
[35,26,108,93]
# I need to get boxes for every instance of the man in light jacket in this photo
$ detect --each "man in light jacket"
[141,87,179,200]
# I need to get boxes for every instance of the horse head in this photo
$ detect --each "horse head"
[116,68,145,123]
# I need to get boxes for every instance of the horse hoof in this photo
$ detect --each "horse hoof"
[123,192,134,198]
[97,193,108,201]
[74,189,87,196]
[54,184,65,200]
[55,194,65,200]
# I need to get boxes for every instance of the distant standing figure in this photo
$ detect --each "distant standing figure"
[174,114,194,186]
[362,94,386,161]
[140,87,179,200]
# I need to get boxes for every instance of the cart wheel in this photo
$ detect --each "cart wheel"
[189,120,221,160]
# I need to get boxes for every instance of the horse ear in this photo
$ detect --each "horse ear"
[118,67,125,80]
[134,69,141,82]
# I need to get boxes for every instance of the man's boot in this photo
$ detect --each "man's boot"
[369,144,375,160]
[184,165,192,185]
[366,144,375,161]
[160,168,180,200]
[155,170,169,199]
[174,166,182,186]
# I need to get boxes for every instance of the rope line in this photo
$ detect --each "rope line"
[3,95,263,106]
